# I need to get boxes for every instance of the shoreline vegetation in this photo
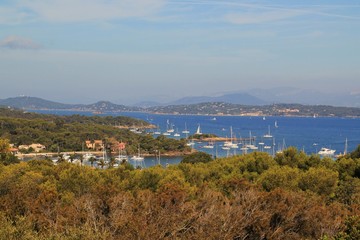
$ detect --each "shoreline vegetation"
[0,107,191,156]
[1,139,360,239]
[16,150,193,159]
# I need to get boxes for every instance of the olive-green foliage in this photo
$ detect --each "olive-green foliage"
[258,166,301,191]
[337,156,360,179]
[0,109,190,154]
[181,151,213,164]
[298,167,338,196]
[349,144,360,159]
[334,216,360,240]
[0,139,19,165]
[0,146,360,239]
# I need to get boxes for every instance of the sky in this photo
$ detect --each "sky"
[0,0,359,104]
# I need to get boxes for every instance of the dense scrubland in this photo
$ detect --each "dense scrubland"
[1,138,360,239]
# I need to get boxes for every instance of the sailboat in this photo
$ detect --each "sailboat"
[245,131,258,150]
[154,125,161,135]
[115,145,128,162]
[166,120,175,133]
[174,128,180,137]
[223,126,238,148]
[263,125,273,138]
[276,138,286,154]
[182,122,190,134]
[203,141,215,149]
[335,138,348,158]
[131,145,144,161]
[195,124,202,135]
[186,138,195,147]
[274,121,278,128]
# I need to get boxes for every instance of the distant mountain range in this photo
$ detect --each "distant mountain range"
[1,95,360,117]
[0,96,141,112]
[247,87,360,107]
[132,88,360,108]
[167,93,266,106]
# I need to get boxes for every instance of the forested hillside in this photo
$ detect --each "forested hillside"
[0,143,359,239]
[0,107,190,155]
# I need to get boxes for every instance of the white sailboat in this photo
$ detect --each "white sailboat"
[223,126,238,148]
[154,125,161,135]
[263,125,273,138]
[186,138,195,147]
[167,122,175,133]
[203,141,215,149]
[174,128,180,137]
[245,131,258,150]
[274,121,278,128]
[336,138,348,157]
[164,119,174,133]
[115,148,128,162]
[131,145,145,163]
[195,124,202,135]
[276,138,286,154]
[182,122,190,134]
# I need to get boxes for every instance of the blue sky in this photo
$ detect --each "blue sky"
[0,0,359,104]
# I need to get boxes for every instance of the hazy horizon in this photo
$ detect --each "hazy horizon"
[1,1,359,104]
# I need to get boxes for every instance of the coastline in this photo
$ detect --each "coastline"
[16,150,192,159]
[26,108,360,119]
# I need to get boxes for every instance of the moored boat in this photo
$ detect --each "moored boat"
[317,147,335,156]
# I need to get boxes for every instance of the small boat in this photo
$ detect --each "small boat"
[276,138,286,154]
[195,124,202,135]
[154,125,161,135]
[335,138,348,158]
[274,121,278,128]
[245,131,258,150]
[174,131,181,137]
[211,117,217,121]
[182,122,190,134]
[263,125,272,138]
[203,141,215,149]
[318,147,335,156]
[131,146,144,161]
[166,119,175,133]
[131,155,144,161]
[186,139,195,146]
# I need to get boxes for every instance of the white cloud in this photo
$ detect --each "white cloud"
[19,0,166,22]
[0,36,41,50]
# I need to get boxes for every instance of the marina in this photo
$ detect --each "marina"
[30,110,360,166]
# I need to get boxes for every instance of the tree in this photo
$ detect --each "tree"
[181,152,212,164]
[335,216,360,240]
[299,167,339,196]
[0,138,19,165]
[258,166,300,191]
[0,138,11,153]
[89,156,97,167]
[349,144,360,159]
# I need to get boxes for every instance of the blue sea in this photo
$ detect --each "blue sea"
[32,110,360,167]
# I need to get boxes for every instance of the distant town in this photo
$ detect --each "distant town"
[0,96,359,118]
